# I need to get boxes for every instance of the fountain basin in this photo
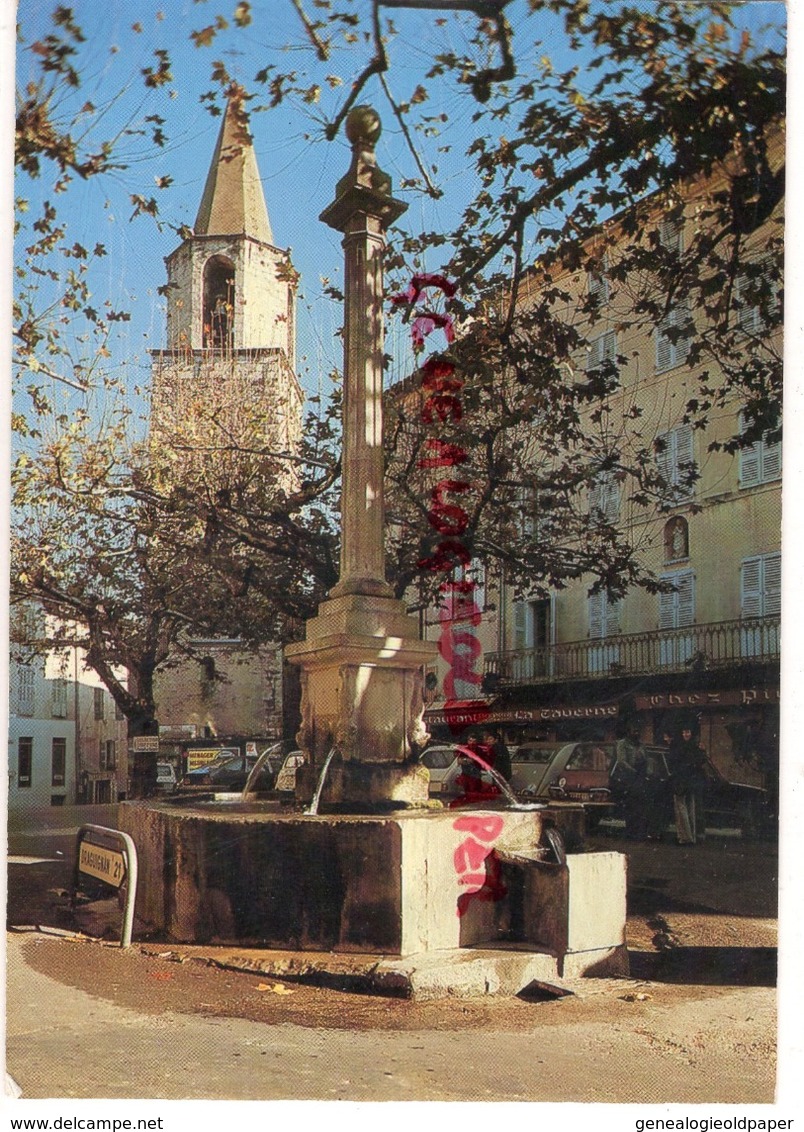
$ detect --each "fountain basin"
[117,799,627,977]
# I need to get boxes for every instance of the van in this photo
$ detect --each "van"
[155,763,177,794]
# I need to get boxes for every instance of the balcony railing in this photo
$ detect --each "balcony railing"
[484,617,780,687]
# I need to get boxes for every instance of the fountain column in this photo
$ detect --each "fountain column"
[285,106,438,808]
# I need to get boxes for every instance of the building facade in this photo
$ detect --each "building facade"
[422,135,782,796]
[8,613,128,817]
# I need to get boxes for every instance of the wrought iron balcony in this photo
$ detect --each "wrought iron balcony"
[484,617,780,687]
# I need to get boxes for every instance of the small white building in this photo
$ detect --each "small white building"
[8,617,128,818]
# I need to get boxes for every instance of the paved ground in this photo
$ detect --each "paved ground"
[6,806,790,1104]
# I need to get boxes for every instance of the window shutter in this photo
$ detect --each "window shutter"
[656,324,673,373]
[763,553,781,618]
[677,571,695,626]
[656,430,673,485]
[741,557,763,618]
[761,435,781,482]
[589,592,604,639]
[513,601,527,650]
[659,587,676,630]
[606,597,622,635]
[736,272,761,334]
[739,440,761,487]
[660,214,684,254]
[675,424,695,498]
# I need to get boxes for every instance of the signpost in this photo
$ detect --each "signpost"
[74,825,138,947]
[132,735,160,753]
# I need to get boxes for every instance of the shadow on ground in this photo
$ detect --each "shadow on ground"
[629,945,776,986]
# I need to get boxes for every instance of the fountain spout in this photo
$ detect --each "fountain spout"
[304,747,339,816]
[241,745,279,800]
[453,744,545,812]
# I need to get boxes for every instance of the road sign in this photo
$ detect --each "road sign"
[74,825,139,947]
[78,839,126,888]
[132,735,160,753]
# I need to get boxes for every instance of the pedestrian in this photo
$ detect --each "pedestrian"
[612,729,649,840]
[668,724,708,845]
[450,732,498,806]
[483,728,512,783]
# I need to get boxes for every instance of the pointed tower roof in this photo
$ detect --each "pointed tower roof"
[193,96,273,244]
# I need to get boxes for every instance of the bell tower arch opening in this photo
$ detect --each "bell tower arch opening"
[203,255,235,349]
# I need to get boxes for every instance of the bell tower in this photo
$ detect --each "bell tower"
[151,90,302,455]
[148,90,303,747]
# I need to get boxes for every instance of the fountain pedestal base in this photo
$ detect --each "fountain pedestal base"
[118,801,627,984]
[285,592,437,808]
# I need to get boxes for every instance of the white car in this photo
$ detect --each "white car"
[275,751,305,795]
[418,746,459,794]
[154,762,177,793]
[509,743,564,797]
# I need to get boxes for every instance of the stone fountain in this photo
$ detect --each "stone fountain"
[117,108,628,995]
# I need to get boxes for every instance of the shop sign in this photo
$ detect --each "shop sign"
[635,687,780,711]
[186,746,238,770]
[424,703,618,726]
[131,735,159,753]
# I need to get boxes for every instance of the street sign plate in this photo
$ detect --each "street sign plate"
[78,840,126,887]
[132,735,160,753]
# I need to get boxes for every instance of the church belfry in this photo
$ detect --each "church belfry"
[160,93,296,364]
[148,91,303,747]
[151,89,302,455]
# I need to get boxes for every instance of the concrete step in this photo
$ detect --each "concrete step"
[137,940,624,999]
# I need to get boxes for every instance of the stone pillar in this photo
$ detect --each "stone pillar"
[285,107,437,808]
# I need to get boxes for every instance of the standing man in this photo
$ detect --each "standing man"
[668,724,708,845]
[483,728,512,783]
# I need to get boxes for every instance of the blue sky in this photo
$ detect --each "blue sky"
[13,0,787,426]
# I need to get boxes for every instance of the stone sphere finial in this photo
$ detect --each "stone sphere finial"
[345,105,382,146]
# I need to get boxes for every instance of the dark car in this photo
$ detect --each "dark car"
[179,751,266,793]
[543,740,769,837]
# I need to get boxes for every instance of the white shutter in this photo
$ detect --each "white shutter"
[605,597,622,635]
[589,591,604,639]
[675,424,695,498]
[659,572,695,627]
[656,430,673,485]
[739,440,761,487]
[659,587,676,630]
[589,470,620,521]
[741,557,764,618]
[660,214,684,253]
[736,272,761,334]
[513,601,527,651]
[656,324,673,373]
[738,410,781,486]
[763,553,782,618]
[761,435,781,482]
[17,666,35,716]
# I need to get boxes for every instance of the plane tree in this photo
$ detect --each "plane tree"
[11,1,785,714]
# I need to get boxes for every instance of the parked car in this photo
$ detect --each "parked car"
[542,740,769,837]
[251,742,287,790]
[275,751,305,796]
[439,746,499,802]
[154,762,178,794]
[508,743,563,797]
[178,751,260,793]
[418,746,459,794]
